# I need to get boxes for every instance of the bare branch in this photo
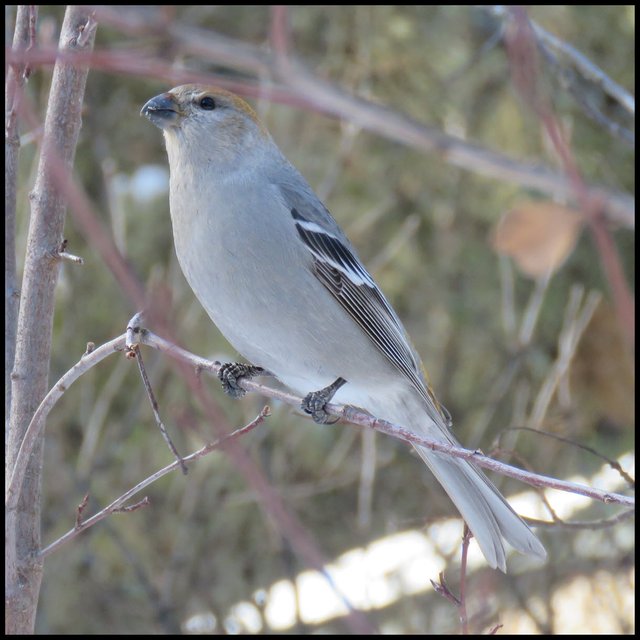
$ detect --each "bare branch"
[129,343,188,474]
[5,5,38,432]
[9,331,633,514]
[6,331,376,634]
[504,8,634,348]
[6,6,97,634]
[39,407,270,558]
[529,286,602,429]
[6,23,634,229]
[488,6,634,144]
[6,336,126,512]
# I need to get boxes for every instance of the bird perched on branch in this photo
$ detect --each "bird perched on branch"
[142,84,546,571]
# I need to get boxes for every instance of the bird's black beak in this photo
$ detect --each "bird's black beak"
[141,93,181,129]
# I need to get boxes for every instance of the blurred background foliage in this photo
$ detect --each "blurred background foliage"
[9,5,633,634]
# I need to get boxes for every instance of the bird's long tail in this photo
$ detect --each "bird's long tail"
[414,445,546,572]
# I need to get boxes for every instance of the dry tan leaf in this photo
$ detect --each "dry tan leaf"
[492,201,584,278]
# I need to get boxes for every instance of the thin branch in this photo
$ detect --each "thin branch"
[431,571,460,607]
[505,8,634,348]
[75,493,90,528]
[459,525,472,635]
[487,6,634,144]
[6,6,97,634]
[7,39,634,230]
[6,330,376,634]
[531,508,635,531]
[502,427,635,489]
[39,407,271,558]
[518,270,552,347]
[142,330,634,507]
[529,286,602,429]
[129,343,188,474]
[5,5,37,423]
[8,331,634,514]
[6,336,127,512]
[56,238,84,264]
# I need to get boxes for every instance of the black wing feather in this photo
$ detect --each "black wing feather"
[292,207,445,420]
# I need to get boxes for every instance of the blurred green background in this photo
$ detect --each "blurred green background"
[10,5,634,634]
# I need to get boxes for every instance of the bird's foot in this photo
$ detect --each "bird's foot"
[301,377,347,424]
[218,363,267,398]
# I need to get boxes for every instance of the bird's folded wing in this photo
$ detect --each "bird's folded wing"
[288,202,447,428]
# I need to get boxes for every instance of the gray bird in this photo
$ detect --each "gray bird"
[142,84,546,571]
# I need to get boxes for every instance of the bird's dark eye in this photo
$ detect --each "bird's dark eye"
[199,96,216,110]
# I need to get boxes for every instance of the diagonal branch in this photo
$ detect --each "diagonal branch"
[8,330,634,515]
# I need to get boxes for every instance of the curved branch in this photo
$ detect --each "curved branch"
[8,331,634,514]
